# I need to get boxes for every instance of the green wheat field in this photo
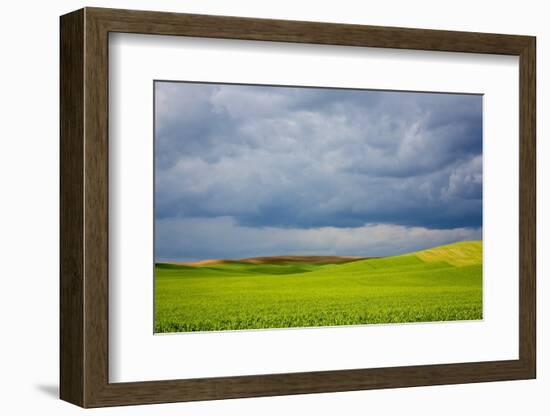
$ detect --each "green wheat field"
[154,240,482,333]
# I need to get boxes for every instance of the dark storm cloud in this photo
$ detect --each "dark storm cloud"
[154,82,482,233]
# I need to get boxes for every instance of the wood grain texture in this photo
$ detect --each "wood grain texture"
[89,7,532,54]
[83,10,110,406]
[59,8,84,407]
[59,7,537,408]
[518,38,536,375]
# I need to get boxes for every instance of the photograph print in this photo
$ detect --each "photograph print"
[154,81,483,333]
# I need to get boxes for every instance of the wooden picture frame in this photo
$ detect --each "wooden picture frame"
[60,7,536,408]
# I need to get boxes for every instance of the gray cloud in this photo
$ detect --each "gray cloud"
[156,217,482,262]
[154,82,482,259]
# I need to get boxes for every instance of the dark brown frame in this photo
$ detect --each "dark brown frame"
[60,7,536,408]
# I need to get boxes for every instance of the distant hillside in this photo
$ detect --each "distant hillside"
[414,240,482,266]
[166,241,482,268]
[176,255,370,267]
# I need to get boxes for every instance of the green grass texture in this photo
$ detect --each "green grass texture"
[155,241,482,333]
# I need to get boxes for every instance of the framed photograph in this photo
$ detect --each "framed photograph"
[60,7,536,407]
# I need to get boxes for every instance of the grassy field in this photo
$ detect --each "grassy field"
[154,241,482,333]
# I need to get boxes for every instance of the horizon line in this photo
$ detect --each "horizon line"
[156,239,482,265]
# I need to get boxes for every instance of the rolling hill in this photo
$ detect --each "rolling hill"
[155,240,483,333]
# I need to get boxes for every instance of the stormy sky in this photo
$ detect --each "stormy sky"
[154,81,482,261]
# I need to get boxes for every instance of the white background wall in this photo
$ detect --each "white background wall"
[0,0,546,414]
